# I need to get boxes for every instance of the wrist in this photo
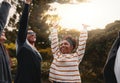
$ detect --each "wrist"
[24,0,32,4]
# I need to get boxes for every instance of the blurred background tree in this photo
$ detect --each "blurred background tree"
[2,0,120,83]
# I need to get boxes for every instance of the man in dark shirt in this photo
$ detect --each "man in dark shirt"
[103,32,120,83]
[0,0,12,83]
[14,0,42,83]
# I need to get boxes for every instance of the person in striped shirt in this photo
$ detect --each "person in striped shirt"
[49,24,88,83]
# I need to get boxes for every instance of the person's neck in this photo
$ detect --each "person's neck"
[30,42,35,47]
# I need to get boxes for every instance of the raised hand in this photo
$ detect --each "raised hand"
[82,24,90,29]
[25,0,32,4]
[52,22,59,28]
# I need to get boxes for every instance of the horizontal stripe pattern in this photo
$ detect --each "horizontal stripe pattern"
[50,68,79,75]
[50,28,88,82]
[49,73,81,79]
[50,29,60,57]
[49,77,81,83]
[76,30,88,63]
[51,62,79,70]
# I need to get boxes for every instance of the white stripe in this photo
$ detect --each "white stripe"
[80,33,87,36]
[53,58,78,65]
[79,37,87,41]
[51,39,58,44]
[51,63,78,70]
[51,34,57,38]
[49,77,81,83]
[51,43,59,48]
[50,67,80,75]
[54,55,78,60]
[49,73,81,80]
[78,45,85,49]
[78,41,86,45]
[77,49,85,54]
[51,45,58,51]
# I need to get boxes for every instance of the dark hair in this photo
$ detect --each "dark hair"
[64,36,77,50]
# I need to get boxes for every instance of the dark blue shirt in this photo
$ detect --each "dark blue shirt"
[14,3,42,83]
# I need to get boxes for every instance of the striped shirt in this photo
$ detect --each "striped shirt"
[49,28,88,83]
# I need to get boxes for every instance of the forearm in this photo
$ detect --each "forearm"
[76,29,88,61]
[17,3,30,43]
[50,28,60,55]
[0,1,11,36]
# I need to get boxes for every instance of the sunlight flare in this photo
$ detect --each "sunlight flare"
[46,1,98,31]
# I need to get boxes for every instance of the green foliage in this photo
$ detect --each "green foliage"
[39,47,53,61]
[5,0,120,82]
[4,43,16,57]
[80,21,120,83]
[10,57,17,79]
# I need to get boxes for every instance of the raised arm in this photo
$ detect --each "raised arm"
[0,0,11,36]
[75,24,88,63]
[17,0,31,43]
[50,25,60,57]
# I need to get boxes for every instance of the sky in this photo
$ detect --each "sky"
[47,0,120,30]
[88,0,120,29]
[0,0,120,31]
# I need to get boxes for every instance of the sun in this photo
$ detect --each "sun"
[46,2,97,31]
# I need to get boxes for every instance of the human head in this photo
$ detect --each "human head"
[0,30,7,43]
[60,36,76,54]
[27,30,36,44]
